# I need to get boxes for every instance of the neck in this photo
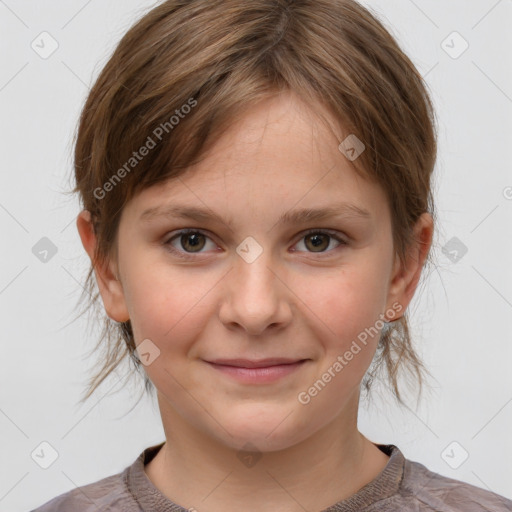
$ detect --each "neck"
[144,391,390,512]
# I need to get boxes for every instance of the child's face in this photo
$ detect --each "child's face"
[82,91,428,451]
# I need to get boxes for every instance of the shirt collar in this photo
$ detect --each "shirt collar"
[125,441,405,512]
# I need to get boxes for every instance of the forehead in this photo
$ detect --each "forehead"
[123,91,389,226]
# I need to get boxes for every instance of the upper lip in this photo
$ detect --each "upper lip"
[206,358,307,368]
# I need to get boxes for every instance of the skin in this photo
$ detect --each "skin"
[77,90,433,512]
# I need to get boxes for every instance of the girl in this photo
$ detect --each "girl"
[32,0,512,510]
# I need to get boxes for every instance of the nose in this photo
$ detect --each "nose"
[218,251,293,336]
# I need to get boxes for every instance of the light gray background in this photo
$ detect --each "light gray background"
[1,1,511,510]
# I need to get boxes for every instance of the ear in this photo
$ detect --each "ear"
[385,212,434,319]
[76,210,130,322]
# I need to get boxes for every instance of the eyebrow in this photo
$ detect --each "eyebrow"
[139,202,372,227]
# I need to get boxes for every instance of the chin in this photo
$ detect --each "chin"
[211,408,314,453]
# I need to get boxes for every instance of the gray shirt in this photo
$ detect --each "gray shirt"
[31,441,512,511]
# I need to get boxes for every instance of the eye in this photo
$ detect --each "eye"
[164,229,217,259]
[163,228,348,260]
[292,229,348,254]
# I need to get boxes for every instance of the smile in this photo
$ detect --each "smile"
[204,359,308,384]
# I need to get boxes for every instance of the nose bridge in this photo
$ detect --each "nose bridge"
[237,248,274,289]
[220,240,290,333]
[233,242,278,303]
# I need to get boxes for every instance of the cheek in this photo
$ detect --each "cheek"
[123,260,217,346]
[293,262,388,341]
[292,270,387,410]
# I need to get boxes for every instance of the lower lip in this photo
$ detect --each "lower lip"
[205,361,307,383]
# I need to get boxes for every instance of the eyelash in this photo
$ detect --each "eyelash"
[163,228,348,261]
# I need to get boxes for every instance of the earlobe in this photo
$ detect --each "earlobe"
[385,213,434,318]
[76,210,130,322]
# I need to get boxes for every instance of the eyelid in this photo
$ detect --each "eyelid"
[298,228,348,244]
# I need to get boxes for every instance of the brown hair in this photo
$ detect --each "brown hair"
[70,0,438,409]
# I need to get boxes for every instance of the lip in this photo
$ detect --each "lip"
[204,358,309,384]
[207,358,306,368]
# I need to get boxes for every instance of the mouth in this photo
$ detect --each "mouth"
[206,358,308,368]
[203,358,310,384]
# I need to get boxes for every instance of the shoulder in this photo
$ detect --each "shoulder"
[396,456,512,511]
[30,467,139,512]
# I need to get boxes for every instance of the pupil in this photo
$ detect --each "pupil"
[309,233,327,251]
[311,234,323,247]
[183,233,203,251]
[188,234,200,246]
